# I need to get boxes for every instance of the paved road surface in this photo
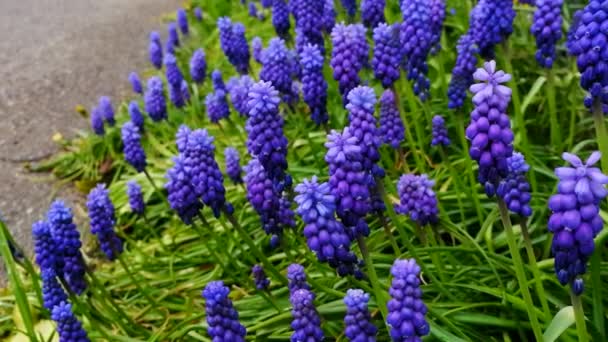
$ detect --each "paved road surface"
[0,0,180,278]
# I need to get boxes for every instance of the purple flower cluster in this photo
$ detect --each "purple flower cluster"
[212,69,227,92]
[260,38,293,97]
[167,22,180,53]
[202,281,247,341]
[291,0,325,52]
[322,0,336,33]
[165,155,202,224]
[248,2,259,18]
[340,0,357,18]
[121,121,147,172]
[194,7,203,21]
[431,115,450,146]
[290,289,324,342]
[87,184,123,260]
[372,23,401,89]
[177,8,189,36]
[344,289,378,341]
[149,31,163,69]
[466,61,514,196]
[224,147,243,184]
[295,177,359,276]
[287,263,310,293]
[387,259,429,341]
[429,0,446,55]
[98,96,115,126]
[272,0,290,38]
[144,76,167,122]
[227,75,254,117]
[396,174,439,226]
[41,269,68,311]
[129,101,144,130]
[217,17,250,74]
[400,0,432,101]
[379,89,405,149]
[361,0,385,29]
[51,302,90,342]
[129,72,143,94]
[469,0,515,59]
[252,37,263,64]
[205,90,230,123]
[347,86,383,178]
[252,264,270,290]
[548,152,608,295]
[33,221,61,275]
[531,0,563,68]
[331,24,369,105]
[497,152,532,217]
[90,106,105,136]
[127,180,145,215]
[300,44,329,125]
[447,33,478,109]
[190,48,207,84]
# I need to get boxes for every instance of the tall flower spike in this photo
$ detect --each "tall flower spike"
[400,0,433,101]
[567,0,608,112]
[252,265,270,290]
[300,44,329,125]
[98,96,115,126]
[294,177,360,276]
[177,8,189,35]
[291,0,325,52]
[252,37,263,64]
[47,200,87,294]
[260,38,293,97]
[331,24,369,105]
[322,0,336,33]
[128,101,144,130]
[548,151,608,295]
[144,76,167,122]
[218,18,250,74]
[227,75,254,117]
[347,86,383,178]
[497,152,532,217]
[431,115,450,146]
[169,82,186,108]
[211,69,226,92]
[340,0,357,18]
[165,155,202,224]
[194,7,203,21]
[127,180,145,215]
[287,263,310,293]
[387,259,429,341]
[51,302,90,342]
[181,80,190,104]
[290,289,324,342]
[344,289,378,341]
[261,0,272,8]
[372,23,401,89]
[469,0,515,59]
[164,53,183,87]
[396,174,439,226]
[202,281,247,342]
[361,0,385,29]
[121,121,147,172]
[41,269,68,311]
[429,0,446,55]
[149,31,163,69]
[225,147,243,184]
[448,33,478,109]
[129,72,143,94]
[87,184,123,260]
[190,48,207,84]
[531,0,563,68]
[167,22,180,52]
[379,89,405,149]
[466,60,514,196]
[33,220,61,273]
[248,2,259,18]
[272,0,290,38]
[90,107,105,136]
[245,81,289,184]
[205,90,230,123]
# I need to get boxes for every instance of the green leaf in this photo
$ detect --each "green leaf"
[543,306,575,342]
[521,76,546,115]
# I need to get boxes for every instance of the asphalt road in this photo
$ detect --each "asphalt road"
[0,0,180,278]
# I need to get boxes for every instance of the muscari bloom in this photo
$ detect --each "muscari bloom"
[180,80,190,104]
[164,53,183,87]
[212,69,227,92]
[252,264,270,290]
[295,177,360,276]
[47,200,87,295]
[194,7,203,21]
[379,89,405,149]
[300,44,329,125]
[177,8,189,36]
[548,151,608,295]
[344,289,378,341]
[466,60,514,196]
[217,18,250,74]
[87,184,123,260]
[531,0,563,68]
[224,147,243,184]
[261,0,273,8]
[205,90,230,123]
[169,82,187,108]
[203,281,247,342]
[372,23,401,89]
[33,220,61,273]
[227,75,254,117]
[567,0,608,113]
[167,22,180,53]
[249,2,259,18]
[340,0,357,18]
[396,174,439,226]
[429,0,446,55]
[90,107,105,136]
[290,289,324,342]
[361,0,385,29]
[347,86,383,178]
[387,259,429,341]
[128,101,144,130]
[252,37,263,64]
[431,115,450,146]
[165,155,202,224]
[497,152,532,217]
[121,121,147,172]
[322,0,336,33]
[128,72,143,94]
[51,302,90,342]
[149,31,163,69]
[41,269,68,312]
[287,263,310,293]
[447,33,478,109]
[272,0,291,38]
[469,0,515,59]
[260,38,294,97]
[400,0,433,101]
[144,76,167,122]
[190,48,207,84]
[126,180,145,215]
[98,96,115,126]
[331,24,369,105]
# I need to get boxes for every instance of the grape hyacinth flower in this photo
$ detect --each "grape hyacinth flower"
[396,174,439,226]
[90,107,105,136]
[169,82,186,108]
[149,31,163,69]
[291,0,325,52]
[548,152,608,295]
[252,37,263,64]
[260,38,293,97]
[340,0,357,18]
[180,80,190,103]
[331,24,369,104]
[372,23,401,89]
[379,89,405,149]
[211,69,227,92]
[164,53,183,88]
[387,259,429,341]
[249,2,259,18]
[431,115,450,146]
[290,289,324,342]
[295,177,359,276]
[203,281,247,341]
[121,121,147,172]
[400,0,433,101]
[497,152,532,217]
[227,75,254,117]
[128,101,144,130]
[429,0,446,55]
[272,0,290,38]
[87,184,123,260]
[347,86,383,178]
[126,180,145,215]
[98,96,115,126]
[41,269,68,311]
[531,0,563,68]
[466,60,514,195]
[225,147,243,184]
[567,0,608,112]
[144,77,167,122]
[47,201,87,294]
[168,21,180,48]
[165,155,202,224]
[217,18,250,74]
[300,44,329,125]
[344,289,378,341]
[194,7,203,21]
[245,81,289,183]
[287,263,310,293]
[177,8,189,36]
[447,33,478,109]
[322,0,336,33]
[361,0,385,29]
[190,48,207,84]
[261,0,273,8]
[252,265,270,290]
[51,302,90,342]
[128,72,143,94]
[205,90,230,123]
[33,220,61,273]
[469,0,515,59]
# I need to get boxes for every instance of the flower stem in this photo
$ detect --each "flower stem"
[497,199,543,341]
[520,218,551,319]
[143,169,161,193]
[438,145,467,223]
[546,69,561,147]
[356,236,389,329]
[117,253,164,317]
[571,289,589,342]
[393,82,425,172]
